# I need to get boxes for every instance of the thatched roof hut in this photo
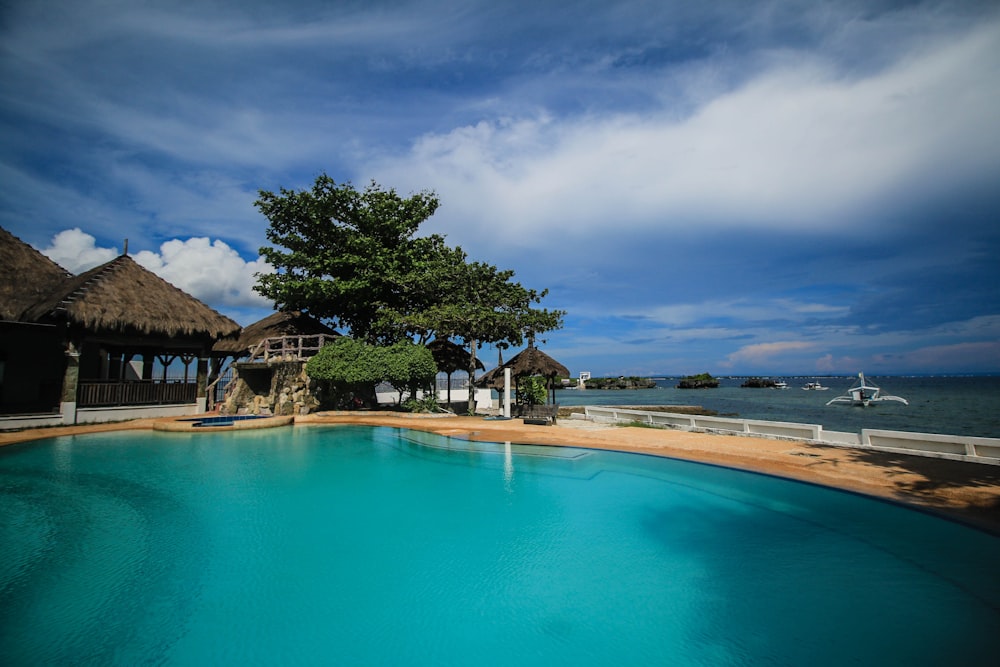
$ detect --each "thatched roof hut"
[504,346,569,379]
[23,254,240,340]
[213,310,338,355]
[427,338,485,407]
[477,345,569,387]
[475,343,569,403]
[0,227,72,321]
[426,338,484,375]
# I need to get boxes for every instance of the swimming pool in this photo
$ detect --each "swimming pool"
[1,425,997,664]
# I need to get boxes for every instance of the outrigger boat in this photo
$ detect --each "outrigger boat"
[802,381,829,391]
[826,372,908,407]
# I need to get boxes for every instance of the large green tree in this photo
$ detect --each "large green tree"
[255,175,564,407]
[255,175,443,343]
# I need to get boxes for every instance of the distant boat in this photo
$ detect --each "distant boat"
[826,373,908,407]
[773,380,788,389]
[802,381,829,391]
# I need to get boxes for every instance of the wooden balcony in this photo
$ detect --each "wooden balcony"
[246,334,338,362]
[78,380,198,407]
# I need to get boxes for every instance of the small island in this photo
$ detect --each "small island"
[580,376,657,390]
[676,373,719,389]
[740,377,779,388]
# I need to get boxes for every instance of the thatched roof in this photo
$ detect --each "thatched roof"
[213,310,338,354]
[0,226,72,320]
[23,254,240,339]
[475,364,506,390]
[505,346,569,378]
[475,345,569,388]
[426,338,484,375]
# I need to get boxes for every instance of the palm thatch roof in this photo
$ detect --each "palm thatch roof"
[475,345,569,388]
[475,364,506,390]
[0,226,72,320]
[213,310,338,354]
[426,338,484,375]
[22,254,240,339]
[506,346,570,378]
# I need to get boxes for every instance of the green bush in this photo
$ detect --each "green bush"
[517,376,548,406]
[306,338,438,406]
[403,394,439,413]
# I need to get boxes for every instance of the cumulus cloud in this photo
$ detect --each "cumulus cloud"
[133,238,272,308]
[40,228,118,273]
[39,228,272,309]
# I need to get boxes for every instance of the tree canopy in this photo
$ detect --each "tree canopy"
[255,176,444,343]
[255,175,564,366]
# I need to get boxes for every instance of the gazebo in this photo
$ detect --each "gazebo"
[2,226,240,425]
[476,343,569,418]
[426,338,484,407]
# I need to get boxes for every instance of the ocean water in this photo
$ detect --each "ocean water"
[1,425,998,665]
[553,375,1000,438]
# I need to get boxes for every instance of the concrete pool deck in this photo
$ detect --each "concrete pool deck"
[3,412,999,534]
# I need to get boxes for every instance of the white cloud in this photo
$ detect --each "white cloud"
[133,238,273,308]
[39,228,272,309]
[368,18,1000,248]
[40,228,117,273]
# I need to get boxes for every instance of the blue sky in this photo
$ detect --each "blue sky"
[2,0,998,376]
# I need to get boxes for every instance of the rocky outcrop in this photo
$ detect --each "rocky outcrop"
[676,373,719,389]
[741,377,778,388]
[222,361,321,416]
[582,377,657,390]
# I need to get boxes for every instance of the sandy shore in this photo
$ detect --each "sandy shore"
[3,413,1000,534]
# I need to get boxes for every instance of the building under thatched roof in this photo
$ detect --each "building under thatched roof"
[426,338,485,407]
[477,345,569,388]
[0,227,71,321]
[504,345,569,379]
[23,254,239,339]
[475,344,570,407]
[213,310,337,356]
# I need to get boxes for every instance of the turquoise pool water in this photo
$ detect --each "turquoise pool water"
[1,425,998,665]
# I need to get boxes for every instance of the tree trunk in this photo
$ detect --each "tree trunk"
[466,338,478,415]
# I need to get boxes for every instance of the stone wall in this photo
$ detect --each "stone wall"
[222,361,321,416]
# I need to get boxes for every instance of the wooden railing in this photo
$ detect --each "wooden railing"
[78,380,198,407]
[246,334,338,362]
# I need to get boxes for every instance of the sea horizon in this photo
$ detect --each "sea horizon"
[551,375,1000,439]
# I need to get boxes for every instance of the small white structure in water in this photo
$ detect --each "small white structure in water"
[827,372,908,407]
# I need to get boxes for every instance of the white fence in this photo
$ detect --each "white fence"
[581,406,1000,465]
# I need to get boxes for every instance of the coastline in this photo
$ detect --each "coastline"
[3,413,999,535]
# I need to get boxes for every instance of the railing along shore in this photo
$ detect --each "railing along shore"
[580,406,1000,465]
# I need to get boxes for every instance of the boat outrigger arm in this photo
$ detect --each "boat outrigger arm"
[826,372,909,407]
